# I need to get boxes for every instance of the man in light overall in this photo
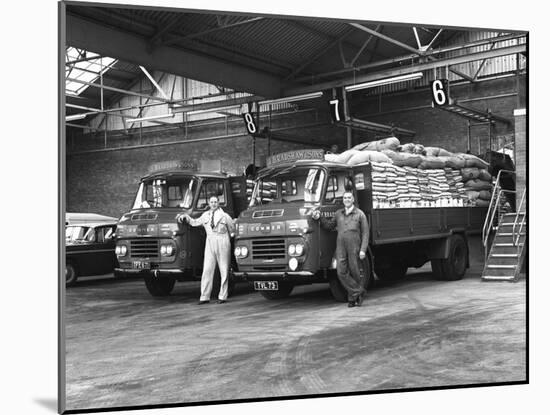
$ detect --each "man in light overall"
[178,195,235,305]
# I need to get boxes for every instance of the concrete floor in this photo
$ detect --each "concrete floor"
[64,263,526,411]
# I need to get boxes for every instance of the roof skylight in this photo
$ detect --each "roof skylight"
[65,47,117,96]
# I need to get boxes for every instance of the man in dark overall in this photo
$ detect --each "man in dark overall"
[315,191,369,307]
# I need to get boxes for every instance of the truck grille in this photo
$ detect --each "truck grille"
[252,209,284,218]
[130,239,159,258]
[252,238,286,260]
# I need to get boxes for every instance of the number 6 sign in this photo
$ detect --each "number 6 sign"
[431,79,449,107]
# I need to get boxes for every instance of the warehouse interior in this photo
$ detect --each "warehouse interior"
[64,4,527,219]
[61,3,529,412]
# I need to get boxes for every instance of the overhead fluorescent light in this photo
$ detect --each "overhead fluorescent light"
[187,104,242,116]
[260,91,324,106]
[127,112,175,123]
[66,113,88,121]
[345,72,423,92]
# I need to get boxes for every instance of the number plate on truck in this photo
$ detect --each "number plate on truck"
[132,261,150,270]
[254,281,279,291]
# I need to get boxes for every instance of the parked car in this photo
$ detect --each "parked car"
[65,221,118,286]
[66,212,118,226]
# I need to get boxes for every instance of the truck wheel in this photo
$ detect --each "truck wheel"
[66,262,78,287]
[144,276,176,296]
[375,261,408,281]
[329,256,373,302]
[431,234,468,281]
[260,282,294,300]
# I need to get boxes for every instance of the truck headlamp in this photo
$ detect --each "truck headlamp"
[295,244,304,256]
[288,244,296,256]
[160,244,175,257]
[115,245,127,256]
[234,246,248,258]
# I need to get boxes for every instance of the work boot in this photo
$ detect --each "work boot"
[347,301,356,308]
[197,300,210,305]
[216,300,226,304]
[355,295,364,307]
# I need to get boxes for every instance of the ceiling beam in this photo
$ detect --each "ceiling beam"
[293,33,526,83]
[67,14,283,98]
[350,25,381,67]
[284,44,526,95]
[349,23,423,56]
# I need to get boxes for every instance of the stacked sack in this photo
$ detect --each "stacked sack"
[324,137,493,209]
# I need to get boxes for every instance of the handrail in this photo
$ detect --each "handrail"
[513,189,526,247]
[482,169,516,257]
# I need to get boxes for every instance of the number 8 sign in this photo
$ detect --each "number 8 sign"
[431,79,449,107]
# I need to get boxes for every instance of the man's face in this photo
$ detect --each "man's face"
[343,193,354,208]
[209,197,219,210]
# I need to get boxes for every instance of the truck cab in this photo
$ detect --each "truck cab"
[115,161,248,296]
[233,151,367,300]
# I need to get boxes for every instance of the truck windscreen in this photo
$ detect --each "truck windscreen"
[132,177,197,209]
[250,167,325,206]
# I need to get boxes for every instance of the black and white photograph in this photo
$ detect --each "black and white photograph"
[58,1,531,413]
[33,0,538,413]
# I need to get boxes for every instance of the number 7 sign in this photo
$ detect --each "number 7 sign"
[431,79,450,106]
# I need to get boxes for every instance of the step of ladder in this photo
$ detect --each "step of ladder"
[496,232,526,237]
[491,253,518,258]
[494,243,523,247]
[486,264,516,269]
[482,275,517,282]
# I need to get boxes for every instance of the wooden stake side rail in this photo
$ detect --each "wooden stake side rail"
[369,207,487,245]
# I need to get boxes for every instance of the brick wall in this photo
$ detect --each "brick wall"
[66,136,306,218]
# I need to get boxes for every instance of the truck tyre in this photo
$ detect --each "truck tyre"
[375,261,408,282]
[431,234,468,281]
[144,276,176,296]
[329,256,373,302]
[259,282,294,300]
[66,262,78,287]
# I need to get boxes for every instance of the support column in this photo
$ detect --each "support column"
[514,108,526,211]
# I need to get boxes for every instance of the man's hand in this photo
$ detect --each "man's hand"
[177,213,189,224]
[359,251,366,260]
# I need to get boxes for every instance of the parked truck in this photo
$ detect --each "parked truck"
[114,160,248,297]
[233,149,487,301]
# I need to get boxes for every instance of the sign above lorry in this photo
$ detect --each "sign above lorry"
[266,149,325,167]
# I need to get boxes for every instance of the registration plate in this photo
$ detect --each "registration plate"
[254,281,279,291]
[132,260,150,270]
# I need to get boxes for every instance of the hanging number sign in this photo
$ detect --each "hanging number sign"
[241,103,258,135]
[329,98,344,122]
[431,79,450,107]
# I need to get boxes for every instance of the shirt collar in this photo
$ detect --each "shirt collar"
[344,205,355,215]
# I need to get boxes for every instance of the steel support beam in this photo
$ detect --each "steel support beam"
[349,23,423,56]
[67,14,283,98]
[350,25,381,67]
[285,44,526,96]
[294,33,525,83]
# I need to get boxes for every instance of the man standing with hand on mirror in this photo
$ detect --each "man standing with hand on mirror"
[177,195,235,305]
[312,191,369,307]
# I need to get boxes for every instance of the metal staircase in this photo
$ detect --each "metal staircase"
[481,170,526,282]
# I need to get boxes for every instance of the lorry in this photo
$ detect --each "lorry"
[233,149,488,301]
[114,160,249,297]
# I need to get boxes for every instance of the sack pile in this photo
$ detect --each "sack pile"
[324,136,493,208]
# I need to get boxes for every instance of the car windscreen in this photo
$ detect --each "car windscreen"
[65,226,92,242]
[132,176,197,209]
[249,167,325,206]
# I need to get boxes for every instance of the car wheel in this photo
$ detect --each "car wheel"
[432,234,468,281]
[66,262,78,287]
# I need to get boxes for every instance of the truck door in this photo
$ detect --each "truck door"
[228,176,249,217]
[352,164,373,214]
